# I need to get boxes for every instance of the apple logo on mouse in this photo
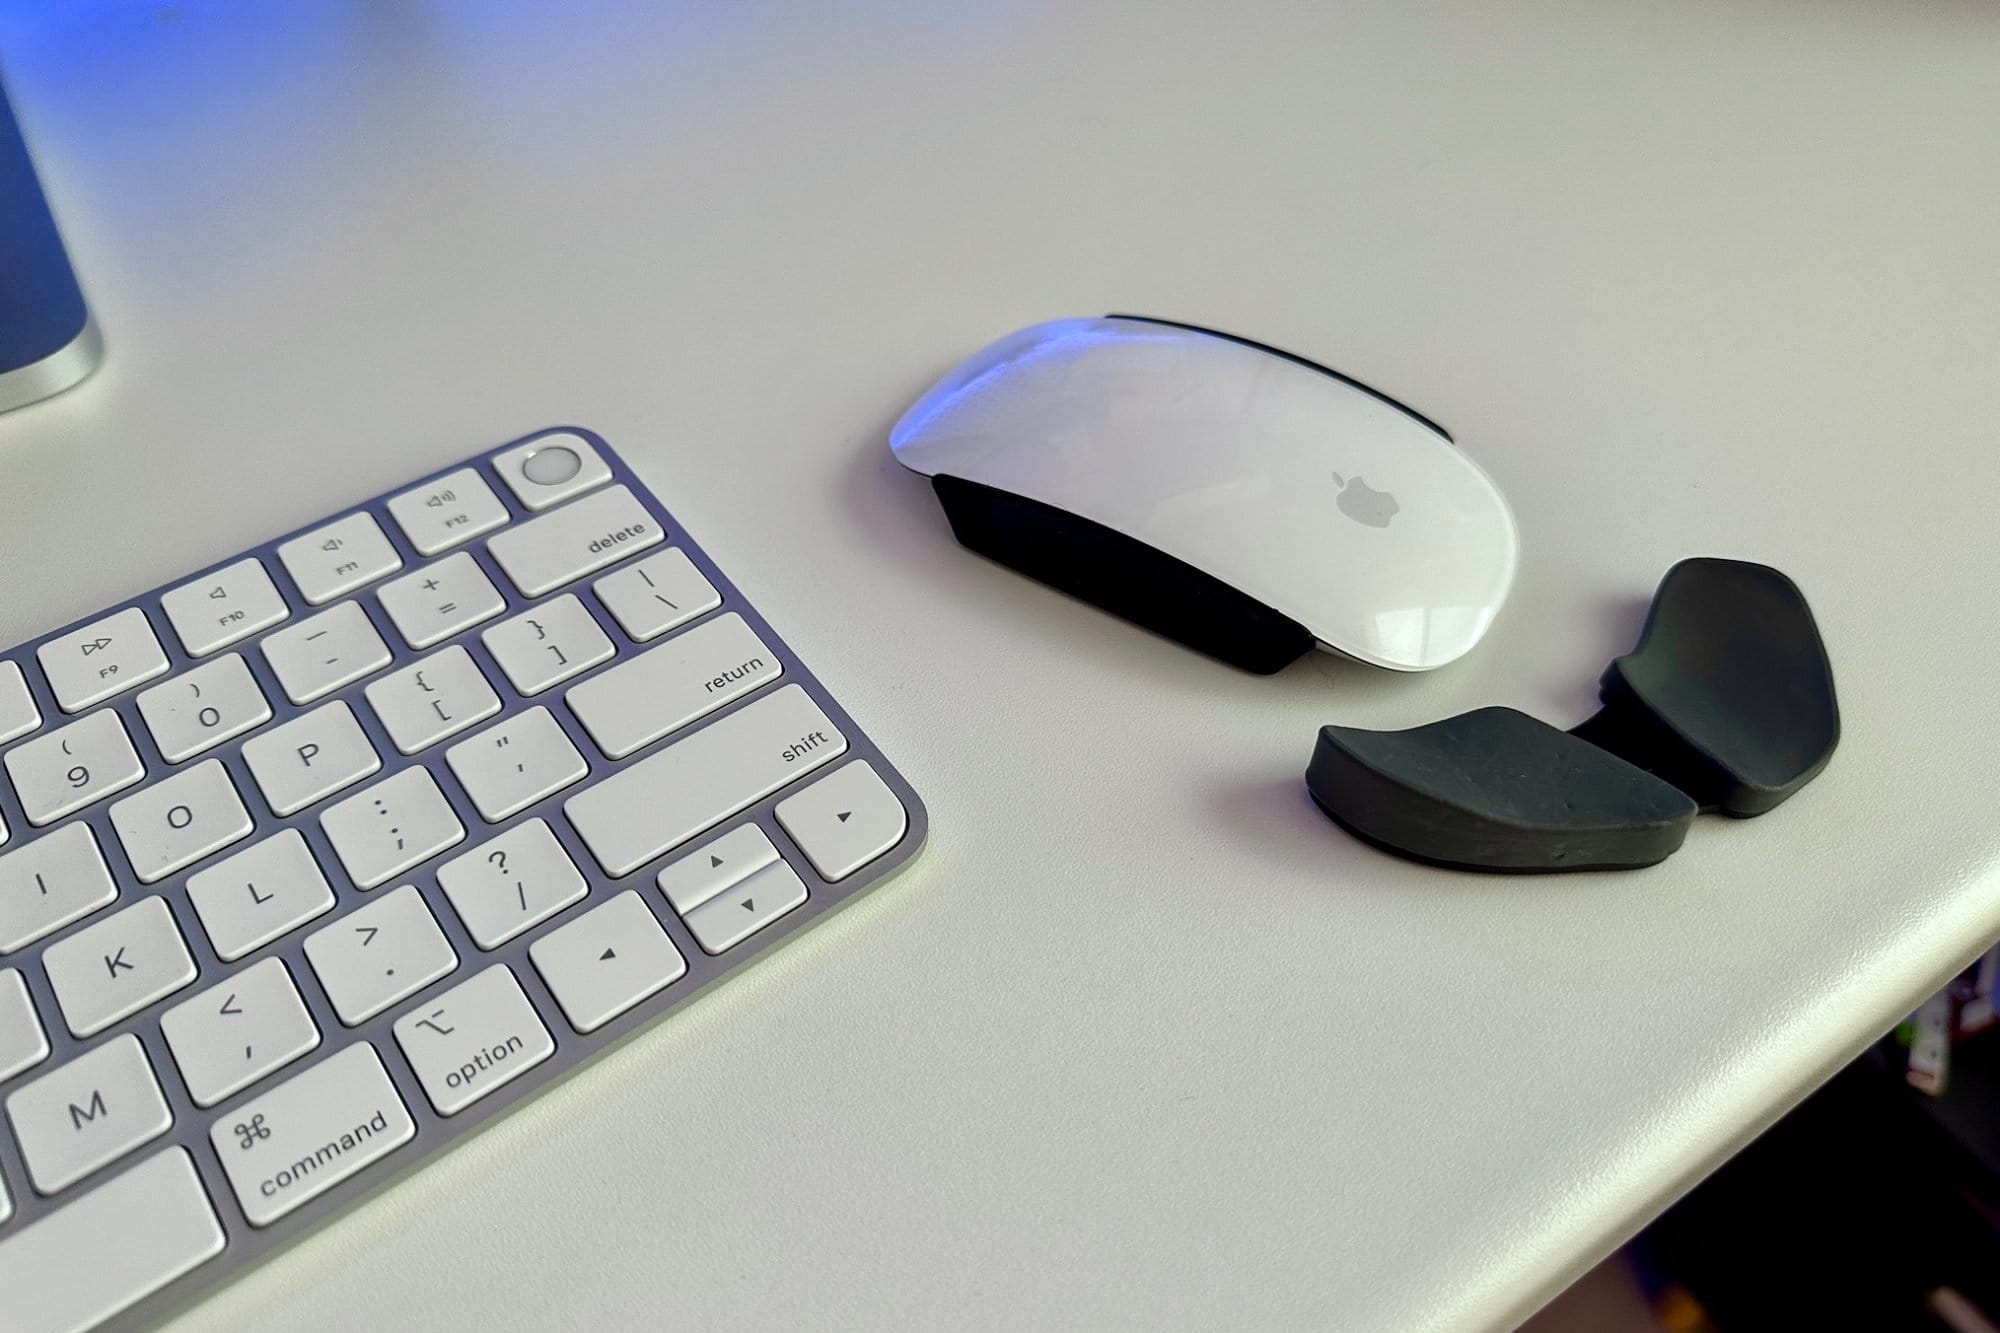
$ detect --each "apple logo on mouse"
[1331,472,1398,528]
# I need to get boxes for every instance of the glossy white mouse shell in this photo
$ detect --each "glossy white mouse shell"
[890,317,1519,671]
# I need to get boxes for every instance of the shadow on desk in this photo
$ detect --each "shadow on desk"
[1526,1032,2000,1332]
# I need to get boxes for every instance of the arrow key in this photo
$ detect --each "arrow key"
[775,761,910,882]
[655,823,779,915]
[529,892,685,1034]
[679,859,807,955]
[161,958,321,1107]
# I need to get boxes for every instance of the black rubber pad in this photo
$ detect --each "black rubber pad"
[1569,558,1839,817]
[1307,707,1698,873]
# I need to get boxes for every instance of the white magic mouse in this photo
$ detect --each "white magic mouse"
[889,315,1519,673]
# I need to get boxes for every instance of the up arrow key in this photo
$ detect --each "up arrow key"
[599,947,616,961]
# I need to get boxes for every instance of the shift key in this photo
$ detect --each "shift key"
[210,1043,415,1227]
[487,485,663,598]
[566,684,847,876]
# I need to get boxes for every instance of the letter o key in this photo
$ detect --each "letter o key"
[167,804,193,830]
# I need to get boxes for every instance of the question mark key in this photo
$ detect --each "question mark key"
[436,818,588,949]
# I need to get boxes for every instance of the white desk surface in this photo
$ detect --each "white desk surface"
[2,4,1997,1329]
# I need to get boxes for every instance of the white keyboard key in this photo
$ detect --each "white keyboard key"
[161,958,321,1107]
[42,898,197,1039]
[210,1043,415,1227]
[487,484,664,599]
[444,707,588,824]
[493,432,613,511]
[376,552,507,650]
[0,824,117,955]
[0,1148,224,1333]
[656,823,780,915]
[320,767,465,891]
[5,708,145,827]
[567,683,848,876]
[5,1035,172,1193]
[393,965,554,1116]
[108,759,253,883]
[364,645,502,755]
[679,858,808,955]
[436,818,588,949]
[0,659,40,745]
[186,830,338,962]
[135,652,272,763]
[262,601,394,705]
[277,511,403,606]
[529,891,686,1035]
[241,701,382,817]
[36,607,170,714]
[0,1170,7,1223]
[481,594,614,695]
[0,968,49,1082]
[160,558,289,657]
[304,884,457,1025]
[594,547,721,643]
[775,761,911,882]
[567,612,781,760]
[387,468,509,555]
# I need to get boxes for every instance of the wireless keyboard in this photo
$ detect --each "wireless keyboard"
[0,428,928,1332]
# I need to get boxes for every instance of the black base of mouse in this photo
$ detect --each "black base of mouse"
[930,472,1316,675]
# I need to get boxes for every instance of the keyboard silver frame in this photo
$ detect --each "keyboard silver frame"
[0,428,929,1330]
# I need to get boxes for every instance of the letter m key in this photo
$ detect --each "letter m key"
[69,1089,108,1130]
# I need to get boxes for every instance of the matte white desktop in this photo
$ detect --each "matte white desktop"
[0,4,1995,1329]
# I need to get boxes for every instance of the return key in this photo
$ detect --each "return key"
[566,612,782,759]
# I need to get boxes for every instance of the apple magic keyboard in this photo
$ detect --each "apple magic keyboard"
[0,428,928,1331]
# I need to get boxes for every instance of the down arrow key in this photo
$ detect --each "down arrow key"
[681,860,806,955]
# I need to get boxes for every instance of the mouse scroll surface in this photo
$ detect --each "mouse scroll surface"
[892,318,1519,672]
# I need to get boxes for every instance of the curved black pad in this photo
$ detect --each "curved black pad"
[930,472,1316,675]
[1571,558,1838,817]
[1306,707,1697,873]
